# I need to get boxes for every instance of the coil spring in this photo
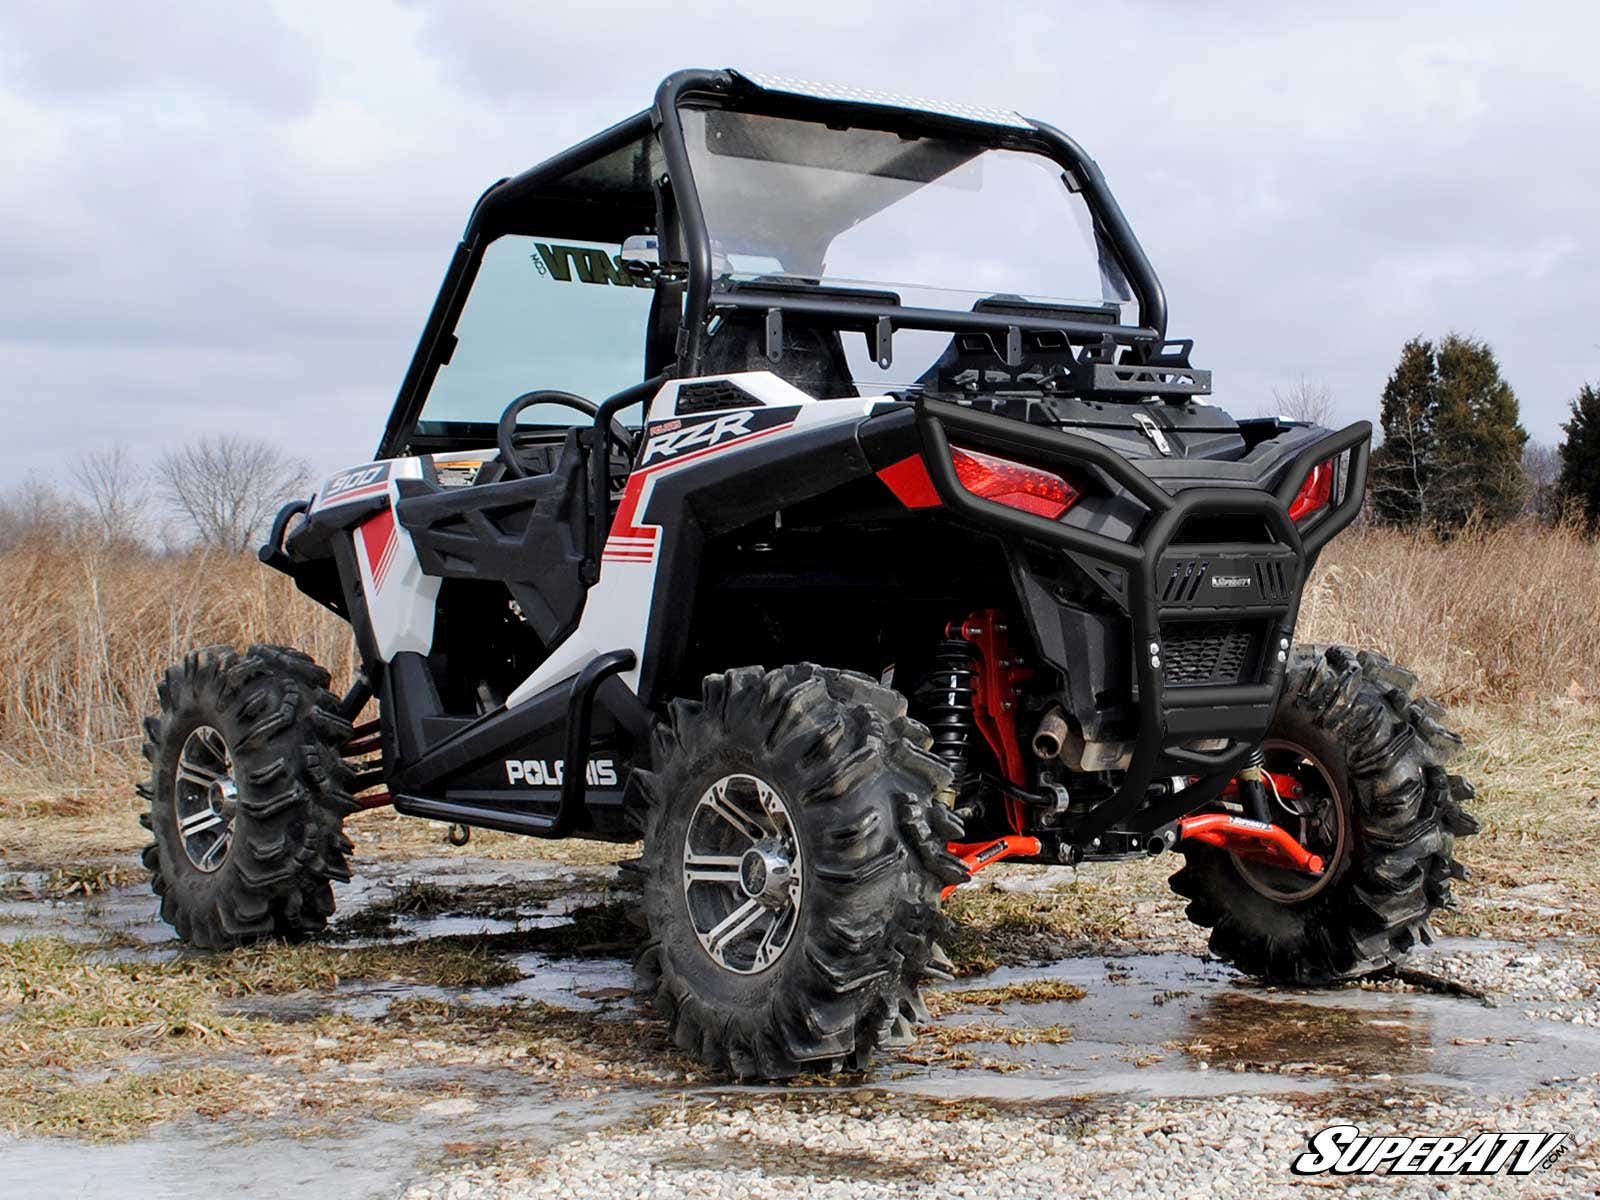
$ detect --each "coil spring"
[915,639,978,779]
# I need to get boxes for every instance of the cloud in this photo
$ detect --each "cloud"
[2,0,1597,502]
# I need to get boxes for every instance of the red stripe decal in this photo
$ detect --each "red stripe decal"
[358,509,397,591]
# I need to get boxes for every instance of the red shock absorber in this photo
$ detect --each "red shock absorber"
[951,609,1032,834]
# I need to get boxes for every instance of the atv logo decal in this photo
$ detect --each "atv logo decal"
[318,462,392,508]
[1209,574,1253,589]
[504,758,619,787]
[529,243,652,288]
[1291,1124,1567,1177]
[602,405,800,565]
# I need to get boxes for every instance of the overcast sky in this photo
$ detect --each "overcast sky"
[3,0,1596,493]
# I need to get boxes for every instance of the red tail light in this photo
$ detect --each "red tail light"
[952,447,1080,518]
[877,450,1081,520]
[1288,457,1335,522]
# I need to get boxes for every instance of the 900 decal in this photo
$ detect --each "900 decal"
[316,462,393,508]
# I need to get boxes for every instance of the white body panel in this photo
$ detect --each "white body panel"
[505,372,875,705]
[310,458,443,662]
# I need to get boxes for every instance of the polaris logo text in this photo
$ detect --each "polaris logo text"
[1209,575,1253,589]
[1291,1124,1567,1177]
[641,411,753,464]
[504,759,618,787]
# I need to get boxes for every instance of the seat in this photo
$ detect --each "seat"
[395,430,590,646]
[700,311,859,399]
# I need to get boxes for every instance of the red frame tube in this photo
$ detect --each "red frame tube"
[1177,813,1324,874]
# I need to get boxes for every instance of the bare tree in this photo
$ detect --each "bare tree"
[0,480,87,553]
[156,436,309,553]
[1371,394,1433,527]
[71,446,148,546]
[1522,441,1561,521]
[1269,376,1336,427]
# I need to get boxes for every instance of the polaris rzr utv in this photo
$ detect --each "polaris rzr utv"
[140,69,1478,1079]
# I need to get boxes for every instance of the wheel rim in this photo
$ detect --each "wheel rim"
[681,772,804,976]
[1232,737,1348,904]
[173,725,238,873]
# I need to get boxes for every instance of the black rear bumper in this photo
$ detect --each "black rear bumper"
[912,396,1371,835]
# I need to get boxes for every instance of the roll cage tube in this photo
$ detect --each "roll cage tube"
[378,111,656,461]
[379,72,1175,458]
[649,68,1171,376]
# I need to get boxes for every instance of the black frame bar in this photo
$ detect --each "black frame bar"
[916,395,1371,835]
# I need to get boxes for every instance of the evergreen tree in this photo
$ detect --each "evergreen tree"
[1371,338,1436,527]
[1430,334,1527,529]
[1556,383,1600,527]
[1369,334,1527,531]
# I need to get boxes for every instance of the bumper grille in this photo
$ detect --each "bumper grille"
[1161,621,1262,686]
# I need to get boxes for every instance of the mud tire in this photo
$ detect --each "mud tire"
[139,644,357,949]
[1170,644,1479,983]
[629,664,967,1079]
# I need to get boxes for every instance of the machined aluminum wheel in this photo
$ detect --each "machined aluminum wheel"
[681,772,803,975]
[172,724,237,873]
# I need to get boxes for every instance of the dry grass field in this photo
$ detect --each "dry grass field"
[1,519,1597,923]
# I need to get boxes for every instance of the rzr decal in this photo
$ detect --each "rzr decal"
[318,462,392,508]
[639,407,796,467]
[602,406,800,565]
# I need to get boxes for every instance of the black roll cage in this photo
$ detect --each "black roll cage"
[377,68,1174,460]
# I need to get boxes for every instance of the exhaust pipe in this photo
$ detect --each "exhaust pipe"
[1032,707,1070,760]
[1146,823,1179,856]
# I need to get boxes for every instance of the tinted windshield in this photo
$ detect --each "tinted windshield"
[417,234,652,437]
[683,109,1133,303]
[680,108,1135,389]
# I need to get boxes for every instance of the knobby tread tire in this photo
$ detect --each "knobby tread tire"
[1170,644,1479,983]
[628,663,967,1080]
[139,644,357,948]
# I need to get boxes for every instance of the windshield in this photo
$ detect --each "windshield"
[680,108,1135,389]
[415,234,653,439]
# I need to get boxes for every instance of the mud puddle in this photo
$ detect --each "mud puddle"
[0,1090,651,1200]
[5,856,1597,1196]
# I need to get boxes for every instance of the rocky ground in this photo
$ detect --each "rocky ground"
[2,837,1597,1199]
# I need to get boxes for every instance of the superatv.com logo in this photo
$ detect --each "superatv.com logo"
[1291,1124,1568,1177]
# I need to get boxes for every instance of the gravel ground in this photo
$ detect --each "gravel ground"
[399,1080,1599,1200]
[1411,945,1600,1027]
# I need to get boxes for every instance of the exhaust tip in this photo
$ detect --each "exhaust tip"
[1032,707,1070,761]
[1146,826,1179,857]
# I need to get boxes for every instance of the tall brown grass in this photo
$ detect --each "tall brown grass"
[0,534,352,796]
[1303,519,1600,702]
[1,521,1595,796]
